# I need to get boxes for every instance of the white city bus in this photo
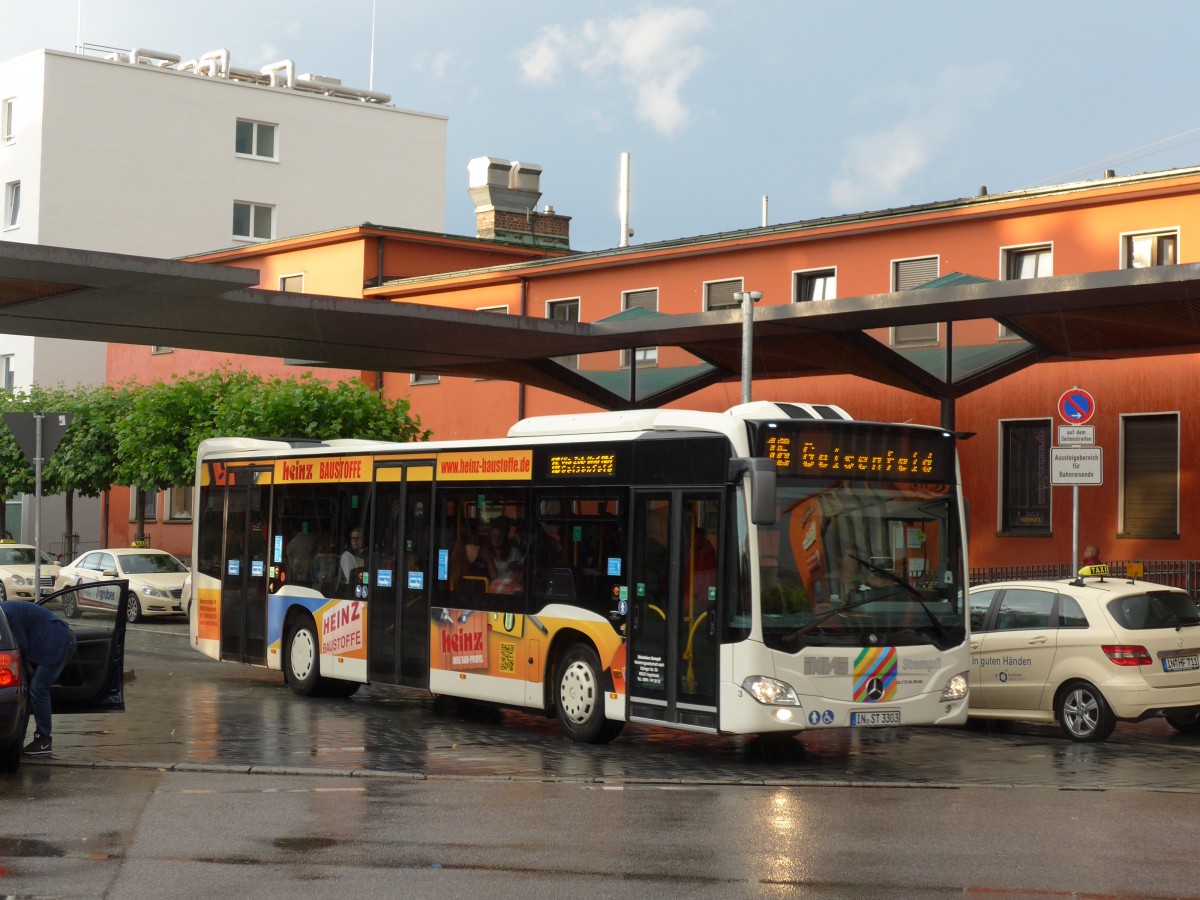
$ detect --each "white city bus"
[189,401,969,742]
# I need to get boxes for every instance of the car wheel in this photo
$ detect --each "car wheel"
[285,617,322,696]
[1165,711,1200,734]
[0,735,20,773]
[0,582,7,601]
[1056,680,1116,742]
[555,642,619,743]
[62,590,82,620]
[126,594,143,624]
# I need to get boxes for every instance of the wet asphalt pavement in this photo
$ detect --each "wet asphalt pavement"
[35,621,1200,793]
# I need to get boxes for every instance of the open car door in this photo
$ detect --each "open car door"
[42,580,129,713]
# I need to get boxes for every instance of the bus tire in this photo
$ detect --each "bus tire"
[285,617,322,697]
[555,642,616,744]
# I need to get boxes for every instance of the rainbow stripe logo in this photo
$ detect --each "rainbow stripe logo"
[853,646,897,703]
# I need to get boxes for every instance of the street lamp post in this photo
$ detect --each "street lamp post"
[733,290,762,404]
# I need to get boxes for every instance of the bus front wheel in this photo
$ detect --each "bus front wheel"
[286,618,322,696]
[555,643,621,743]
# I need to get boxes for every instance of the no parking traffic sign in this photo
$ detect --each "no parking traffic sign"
[1057,388,1096,425]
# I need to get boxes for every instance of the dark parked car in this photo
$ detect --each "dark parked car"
[0,581,130,772]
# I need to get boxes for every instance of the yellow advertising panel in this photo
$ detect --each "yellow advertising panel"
[435,450,533,481]
[275,455,374,485]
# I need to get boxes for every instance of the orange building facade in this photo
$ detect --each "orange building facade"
[106,166,1200,571]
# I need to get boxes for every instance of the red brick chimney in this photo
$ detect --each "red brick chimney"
[468,156,571,250]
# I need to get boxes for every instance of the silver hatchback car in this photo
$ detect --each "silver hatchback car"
[968,566,1200,742]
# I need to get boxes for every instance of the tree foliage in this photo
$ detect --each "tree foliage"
[114,370,430,493]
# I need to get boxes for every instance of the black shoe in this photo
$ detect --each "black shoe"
[22,735,51,756]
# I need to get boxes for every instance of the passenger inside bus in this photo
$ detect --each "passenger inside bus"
[482,518,524,594]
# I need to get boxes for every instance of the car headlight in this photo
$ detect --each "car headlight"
[140,585,169,598]
[940,671,969,702]
[741,675,799,705]
[10,575,27,587]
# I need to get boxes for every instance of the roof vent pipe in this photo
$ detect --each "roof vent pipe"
[762,195,769,227]
[1104,169,1116,178]
[198,49,231,78]
[978,185,987,196]
[261,59,296,88]
[128,48,180,67]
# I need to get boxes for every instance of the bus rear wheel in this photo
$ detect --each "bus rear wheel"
[555,643,620,744]
[286,618,322,696]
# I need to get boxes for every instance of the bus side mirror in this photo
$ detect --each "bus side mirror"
[729,458,777,526]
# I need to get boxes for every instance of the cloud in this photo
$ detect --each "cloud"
[830,63,1012,210]
[413,49,455,80]
[517,7,710,137]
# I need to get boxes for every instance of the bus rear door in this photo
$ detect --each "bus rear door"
[628,490,721,732]
[220,466,271,665]
[368,462,433,688]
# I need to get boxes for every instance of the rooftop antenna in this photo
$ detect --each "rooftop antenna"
[75,0,83,53]
[368,0,377,91]
[619,152,633,247]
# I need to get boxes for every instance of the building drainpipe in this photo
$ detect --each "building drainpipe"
[517,278,527,422]
[376,236,385,288]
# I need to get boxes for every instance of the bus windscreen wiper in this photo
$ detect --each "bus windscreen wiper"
[849,555,948,644]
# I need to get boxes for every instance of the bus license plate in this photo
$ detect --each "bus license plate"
[851,710,900,727]
[1162,655,1200,673]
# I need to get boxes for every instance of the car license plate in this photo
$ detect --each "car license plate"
[851,710,900,727]
[1162,655,1200,673]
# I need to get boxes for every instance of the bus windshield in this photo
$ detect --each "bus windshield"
[758,477,966,652]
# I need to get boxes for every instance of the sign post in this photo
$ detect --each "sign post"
[1,412,74,598]
[1053,388,1097,574]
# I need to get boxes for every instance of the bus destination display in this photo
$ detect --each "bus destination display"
[763,426,953,483]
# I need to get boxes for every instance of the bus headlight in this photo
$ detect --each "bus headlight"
[742,675,799,705]
[939,672,968,702]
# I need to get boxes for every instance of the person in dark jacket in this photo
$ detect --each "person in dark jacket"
[0,601,76,756]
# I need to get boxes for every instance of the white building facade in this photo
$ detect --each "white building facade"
[0,46,448,553]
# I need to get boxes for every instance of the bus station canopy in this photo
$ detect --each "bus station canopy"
[3,240,1200,410]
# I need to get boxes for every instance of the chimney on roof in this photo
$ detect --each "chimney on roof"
[468,156,571,250]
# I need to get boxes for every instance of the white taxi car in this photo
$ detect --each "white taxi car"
[968,566,1200,742]
[55,547,188,623]
[0,541,60,601]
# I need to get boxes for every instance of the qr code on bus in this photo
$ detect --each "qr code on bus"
[499,641,516,673]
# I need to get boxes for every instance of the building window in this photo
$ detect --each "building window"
[150,346,173,355]
[279,274,304,292]
[547,298,580,369]
[129,489,159,523]
[891,256,939,347]
[0,355,13,392]
[1,98,13,143]
[410,373,439,385]
[235,119,277,159]
[795,268,836,302]
[167,487,193,522]
[3,180,19,229]
[233,201,273,240]
[622,288,658,367]
[999,419,1051,534]
[1000,245,1053,338]
[704,278,743,311]
[1005,245,1052,280]
[1124,230,1177,268]
[1120,412,1179,539]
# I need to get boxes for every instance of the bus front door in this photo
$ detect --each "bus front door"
[628,491,721,732]
[220,466,271,665]
[368,463,433,688]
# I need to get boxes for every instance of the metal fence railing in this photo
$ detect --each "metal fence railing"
[969,559,1200,593]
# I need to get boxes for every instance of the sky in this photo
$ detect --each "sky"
[5,1,1200,253]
